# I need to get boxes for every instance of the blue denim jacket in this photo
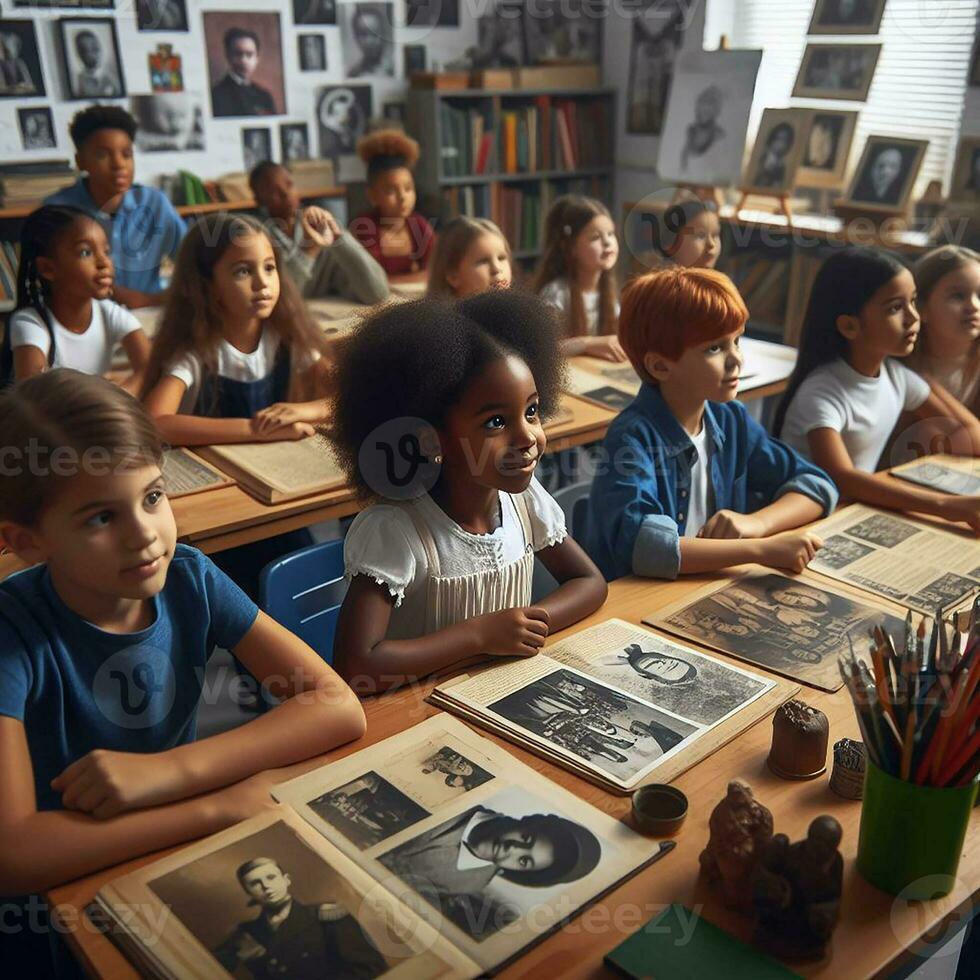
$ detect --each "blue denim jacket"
[582,383,838,581]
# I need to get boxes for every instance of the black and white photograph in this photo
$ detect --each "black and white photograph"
[844,512,922,548]
[797,109,859,189]
[813,534,875,570]
[908,574,979,612]
[307,771,430,850]
[808,0,886,35]
[204,11,286,117]
[405,0,460,28]
[131,93,204,152]
[58,16,124,100]
[457,2,525,71]
[625,1,691,135]
[136,0,189,32]
[379,786,601,941]
[488,668,698,781]
[242,126,273,172]
[317,83,372,161]
[659,574,905,691]
[792,43,880,101]
[17,106,55,150]
[420,746,494,793]
[280,122,311,162]
[743,107,808,194]
[895,461,980,496]
[298,32,326,71]
[522,0,601,65]
[294,0,337,24]
[149,821,389,978]
[404,43,426,77]
[949,137,980,204]
[383,100,406,124]
[342,3,395,78]
[845,136,927,211]
[581,385,635,412]
[0,19,45,98]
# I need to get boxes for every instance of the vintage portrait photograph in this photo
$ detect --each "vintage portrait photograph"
[813,534,875,570]
[317,83,372,160]
[796,108,859,189]
[280,121,311,162]
[307,770,431,850]
[149,820,391,978]
[949,137,980,204]
[657,573,905,691]
[404,43,427,77]
[17,106,55,150]
[625,0,691,135]
[405,0,460,28]
[488,668,698,781]
[523,0,602,65]
[420,746,494,794]
[58,16,124,100]
[378,785,602,942]
[460,2,525,71]
[844,136,927,211]
[204,10,286,117]
[844,512,923,549]
[792,43,881,101]
[294,0,337,24]
[242,126,272,172]
[136,0,189,32]
[808,0,887,35]
[743,107,809,194]
[342,3,395,78]
[132,93,204,152]
[298,32,327,71]
[0,19,45,99]
[908,573,979,612]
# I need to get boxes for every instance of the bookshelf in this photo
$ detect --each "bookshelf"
[408,86,616,261]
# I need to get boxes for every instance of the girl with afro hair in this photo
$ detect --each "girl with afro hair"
[350,129,436,276]
[332,291,607,691]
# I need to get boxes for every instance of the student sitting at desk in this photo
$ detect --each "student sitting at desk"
[0,371,365,963]
[44,104,186,309]
[249,161,389,306]
[583,267,836,581]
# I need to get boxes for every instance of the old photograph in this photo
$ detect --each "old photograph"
[136,0,189,32]
[625,1,691,135]
[908,574,979,612]
[797,109,859,189]
[523,0,601,65]
[204,11,285,117]
[294,0,337,24]
[845,136,927,211]
[808,0,886,35]
[895,461,980,496]
[792,43,880,101]
[743,108,809,194]
[317,84,372,161]
[458,2,525,71]
[280,122,311,162]
[405,0,460,28]
[307,770,430,850]
[149,820,389,978]
[378,786,601,941]
[242,126,272,172]
[814,534,875,570]
[0,19,44,98]
[420,746,494,793]
[131,93,204,152]
[17,106,55,150]
[58,16,123,100]
[844,512,922,549]
[298,32,327,71]
[342,3,395,78]
[658,574,905,691]
[488,668,698,781]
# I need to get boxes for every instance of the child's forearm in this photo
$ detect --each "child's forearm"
[829,465,953,519]
[752,492,825,535]
[535,576,607,633]
[153,414,256,447]
[678,537,765,574]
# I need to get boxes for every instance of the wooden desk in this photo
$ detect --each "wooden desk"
[46,572,979,979]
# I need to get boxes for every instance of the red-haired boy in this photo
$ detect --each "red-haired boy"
[583,267,837,580]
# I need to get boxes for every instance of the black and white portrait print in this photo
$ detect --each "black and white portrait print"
[280,122,311,162]
[0,19,44,98]
[242,126,273,172]
[342,3,394,78]
[136,0,189,32]
[298,33,327,71]
[17,106,55,149]
[132,93,204,152]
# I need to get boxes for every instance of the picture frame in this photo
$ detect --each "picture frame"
[842,135,928,214]
[13,1,113,7]
[808,0,886,35]
[280,121,311,162]
[293,0,337,25]
[405,0,460,28]
[132,93,204,152]
[341,3,395,78]
[795,108,859,189]
[135,0,188,32]
[204,10,286,117]
[792,42,881,101]
[522,0,601,65]
[57,16,125,100]
[742,107,811,196]
[0,19,46,99]
[298,33,327,71]
[17,106,56,149]
[949,136,980,204]
[404,43,426,77]
[242,126,273,172]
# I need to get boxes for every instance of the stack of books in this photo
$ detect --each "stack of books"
[0,161,76,208]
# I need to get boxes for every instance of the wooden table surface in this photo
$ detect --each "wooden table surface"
[47,572,979,980]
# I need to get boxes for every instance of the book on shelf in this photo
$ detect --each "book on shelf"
[93,716,671,978]
[0,160,76,207]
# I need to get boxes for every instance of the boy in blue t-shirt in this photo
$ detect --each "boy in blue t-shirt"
[583,267,838,581]
[45,104,186,308]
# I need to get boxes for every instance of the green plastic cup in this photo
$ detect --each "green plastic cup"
[857,761,978,899]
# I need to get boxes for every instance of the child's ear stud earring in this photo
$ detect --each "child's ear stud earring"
[433,455,443,465]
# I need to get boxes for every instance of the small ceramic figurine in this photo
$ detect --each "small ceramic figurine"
[699,780,774,911]
[751,815,844,960]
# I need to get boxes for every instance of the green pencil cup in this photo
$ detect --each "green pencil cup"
[857,761,978,899]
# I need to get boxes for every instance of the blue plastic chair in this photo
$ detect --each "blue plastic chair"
[259,538,347,664]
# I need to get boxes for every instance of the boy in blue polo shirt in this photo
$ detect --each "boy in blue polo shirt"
[45,104,186,309]
[583,267,837,581]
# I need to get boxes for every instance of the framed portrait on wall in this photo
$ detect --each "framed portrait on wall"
[317,83,372,161]
[57,16,125,100]
[0,19,46,98]
[742,107,810,196]
[842,135,928,213]
[405,0,459,28]
[242,126,273,172]
[280,122,310,162]
[298,33,327,71]
[293,0,337,25]
[341,3,395,78]
[792,43,880,101]
[795,108,859,189]
[522,0,600,64]
[136,0,189,32]
[18,106,56,149]
[132,93,204,152]
[204,11,286,117]
[808,0,886,35]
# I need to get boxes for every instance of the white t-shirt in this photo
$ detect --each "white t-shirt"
[683,422,712,537]
[539,278,619,337]
[9,300,141,375]
[781,357,931,472]
[344,477,566,640]
[166,325,316,413]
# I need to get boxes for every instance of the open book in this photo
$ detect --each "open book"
[430,620,793,793]
[161,448,233,499]
[93,717,669,979]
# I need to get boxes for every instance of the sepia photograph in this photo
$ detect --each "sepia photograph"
[743,107,809,195]
[488,668,698,781]
[317,83,372,161]
[136,0,189,32]
[307,770,430,850]
[796,108,859,189]
[908,574,979,611]
[813,534,875,570]
[656,573,905,692]
[808,0,886,35]
[342,2,395,78]
[149,820,389,978]
[949,137,980,204]
[420,746,494,793]
[280,122,311,162]
[17,106,55,150]
[0,19,45,98]
[242,126,272,172]
[204,11,285,117]
[298,32,326,71]
[378,786,601,941]
[844,136,927,212]
[522,0,601,65]
[843,512,922,549]
[294,0,337,25]
[131,93,204,152]
[58,16,124,100]
[792,43,880,101]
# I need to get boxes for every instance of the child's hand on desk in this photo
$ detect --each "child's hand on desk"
[698,510,766,540]
[581,335,628,362]
[757,530,823,574]
[936,495,980,535]
[250,412,316,442]
[253,402,320,432]
[476,606,550,657]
